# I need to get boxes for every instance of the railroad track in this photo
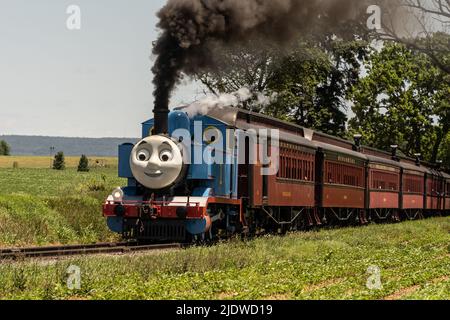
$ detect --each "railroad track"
[0,242,184,260]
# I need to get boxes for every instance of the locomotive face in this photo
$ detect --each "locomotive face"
[130,135,184,190]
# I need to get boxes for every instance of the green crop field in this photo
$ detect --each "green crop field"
[0,162,125,247]
[0,167,124,197]
[0,218,448,300]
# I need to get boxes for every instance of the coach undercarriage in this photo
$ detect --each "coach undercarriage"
[120,201,448,243]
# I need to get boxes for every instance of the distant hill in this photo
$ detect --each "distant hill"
[0,135,138,157]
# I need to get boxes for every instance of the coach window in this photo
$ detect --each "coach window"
[277,144,314,182]
[325,161,364,188]
[404,175,423,194]
[371,171,399,191]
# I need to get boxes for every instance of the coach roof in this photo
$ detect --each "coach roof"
[400,161,430,174]
[184,106,446,171]
[366,154,401,168]
[314,141,368,160]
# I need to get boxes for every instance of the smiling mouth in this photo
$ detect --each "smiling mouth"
[145,171,163,178]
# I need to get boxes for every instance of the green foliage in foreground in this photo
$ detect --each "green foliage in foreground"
[0,167,124,246]
[0,194,117,246]
[0,218,448,300]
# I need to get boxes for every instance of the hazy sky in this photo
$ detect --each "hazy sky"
[1,1,446,138]
[0,0,205,138]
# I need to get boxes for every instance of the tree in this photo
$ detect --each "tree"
[195,33,371,137]
[379,0,450,77]
[439,133,450,170]
[430,80,450,162]
[0,140,10,156]
[194,39,281,108]
[267,37,371,136]
[265,44,351,135]
[53,152,66,170]
[77,155,90,172]
[349,43,449,162]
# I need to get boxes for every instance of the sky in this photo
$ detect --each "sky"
[0,0,205,138]
[0,1,446,138]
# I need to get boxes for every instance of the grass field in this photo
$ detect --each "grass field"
[0,163,125,247]
[0,156,117,169]
[0,217,448,300]
[0,156,448,300]
[0,167,124,197]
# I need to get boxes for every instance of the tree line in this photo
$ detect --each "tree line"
[0,141,90,172]
[192,13,450,169]
[53,152,90,172]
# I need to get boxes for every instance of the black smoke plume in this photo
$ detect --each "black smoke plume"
[151,0,388,133]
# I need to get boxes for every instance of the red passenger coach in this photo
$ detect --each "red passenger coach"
[267,140,316,207]
[444,172,450,211]
[401,163,426,219]
[426,171,444,213]
[316,143,366,223]
[366,156,401,220]
[368,159,400,208]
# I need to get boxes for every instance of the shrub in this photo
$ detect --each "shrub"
[0,140,11,156]
[78,155,90,172]
[53,152,65,170]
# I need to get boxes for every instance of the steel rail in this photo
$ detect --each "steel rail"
[0,242,184,260]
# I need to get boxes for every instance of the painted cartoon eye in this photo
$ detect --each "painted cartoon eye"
[160,150,173,162]
[203,126,221,145]
[137,149,150,162]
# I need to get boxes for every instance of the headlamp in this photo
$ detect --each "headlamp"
[112,187,124,203]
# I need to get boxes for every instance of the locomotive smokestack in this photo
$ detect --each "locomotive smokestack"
[153,105,169,135]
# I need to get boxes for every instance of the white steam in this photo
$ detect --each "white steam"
[184,88,275,118]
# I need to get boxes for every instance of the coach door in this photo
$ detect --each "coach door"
[236,131,249,201]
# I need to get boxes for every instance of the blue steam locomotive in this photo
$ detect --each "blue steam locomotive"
[103,106,251,241]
